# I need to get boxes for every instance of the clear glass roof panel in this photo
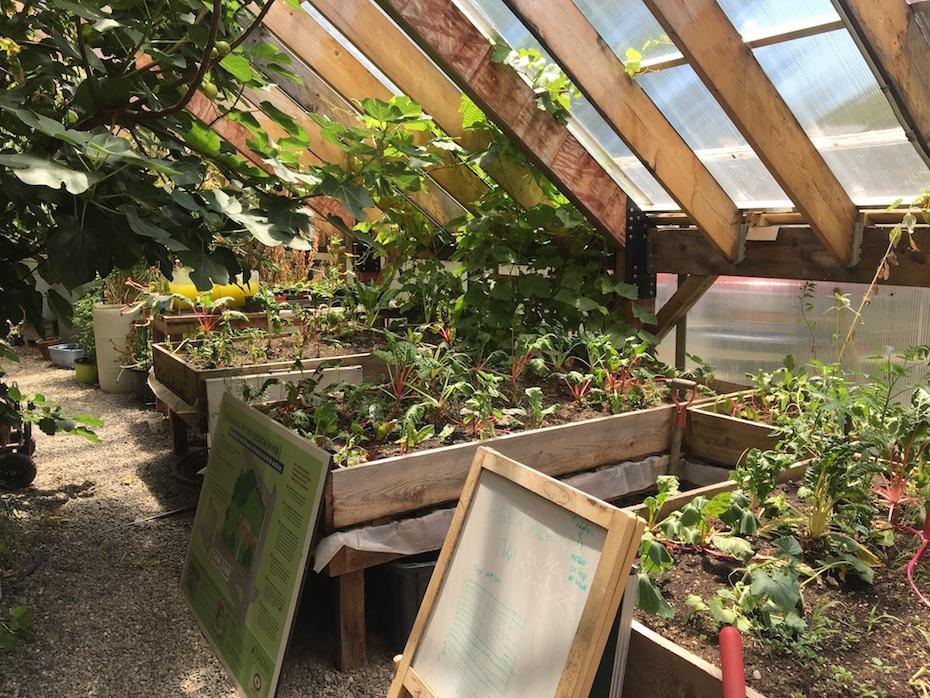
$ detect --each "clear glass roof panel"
[715,0,839,37]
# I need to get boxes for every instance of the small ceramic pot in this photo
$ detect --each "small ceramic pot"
[48,343,84,369]
[74,360,98,385]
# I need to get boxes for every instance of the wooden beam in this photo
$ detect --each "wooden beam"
[372,0,629,246]
[652,274,718,341]
[297,0,548,210]
[640,18,846,73]
[834,0,930,165]
[257,4,492,212]
[642,0,860,266]
[502,0,742,261]
[650,207,926,228]
[651,227,930,287]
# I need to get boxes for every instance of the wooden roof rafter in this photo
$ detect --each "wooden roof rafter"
[253,2,489,215]
[501,0,744,262]
[642,0,861,267]
[834,0,930,168]
[294,0,550,210]
[371,0,631,247]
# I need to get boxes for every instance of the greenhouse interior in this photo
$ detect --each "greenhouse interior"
[2,0,930,696]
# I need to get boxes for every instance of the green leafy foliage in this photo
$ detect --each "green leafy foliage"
[0,0,315,340]
[490,46,580,124]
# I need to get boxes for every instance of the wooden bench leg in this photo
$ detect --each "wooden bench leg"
[335,570,367,670]
[170,410,188,456]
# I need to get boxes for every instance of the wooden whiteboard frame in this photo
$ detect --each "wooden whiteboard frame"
[388,447,646,698]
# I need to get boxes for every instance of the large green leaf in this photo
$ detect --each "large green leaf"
[259,101,307,143]
[123,206,187,251]
[0,154,101,194]
[0,99,87,147]
[749,567,801,614]
[219,53,255,82]
[320,174,373,220]
[206,190,310,250]
[184,122,221,155]
[710,535,754,561]
[518,273,549,298]
[636,571,674,619]
[83,133,179,174]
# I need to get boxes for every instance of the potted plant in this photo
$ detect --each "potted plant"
[118,321,154,404]
[72,294,97,385]
[92,267,147,394]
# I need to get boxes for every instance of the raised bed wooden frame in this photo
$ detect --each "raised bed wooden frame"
[619,463,806,697]
[685,390,780,465]
[152,340,382,411]
[318,394,760,670]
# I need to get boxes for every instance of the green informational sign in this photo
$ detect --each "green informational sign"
[181,393,329,698]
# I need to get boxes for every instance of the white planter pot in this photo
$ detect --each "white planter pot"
[92,303,141,393]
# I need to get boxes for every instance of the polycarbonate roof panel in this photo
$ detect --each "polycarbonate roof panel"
[752,29,930,203]
[570,0,675,60]
[634,64,790,207]
[715,0,839,37]
[460,0,927,208]
[572,0,788,206]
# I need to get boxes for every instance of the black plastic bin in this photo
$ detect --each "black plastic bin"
[383,553,438,651]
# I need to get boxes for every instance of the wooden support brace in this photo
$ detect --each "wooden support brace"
[652,274,718,342]
[335,570,367,670]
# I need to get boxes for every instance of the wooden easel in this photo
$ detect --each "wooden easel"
[388,447,645,698]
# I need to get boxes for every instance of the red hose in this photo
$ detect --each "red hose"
[719,626,747,698]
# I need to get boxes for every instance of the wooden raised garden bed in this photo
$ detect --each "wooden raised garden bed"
[152,338,384,409]
[620,467,806,698]
[151,310,274,342]
[685,390,780,465]
[306,392,763,670]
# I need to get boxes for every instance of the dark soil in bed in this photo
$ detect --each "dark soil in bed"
[366,383,620,461]
[636,483,930,697]
[181,331,380,369]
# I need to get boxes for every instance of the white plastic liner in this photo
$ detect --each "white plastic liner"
[312,456,730,572]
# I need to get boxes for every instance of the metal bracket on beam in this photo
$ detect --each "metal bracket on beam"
[735,220,749,264]
[626,202,656,299]
[849,216,865,268]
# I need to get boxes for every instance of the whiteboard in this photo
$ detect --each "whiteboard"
[412,469,607,698]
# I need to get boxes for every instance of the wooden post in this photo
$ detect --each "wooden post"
[335,570,367,670]
[169,410,188,456]
[674,275,688,371]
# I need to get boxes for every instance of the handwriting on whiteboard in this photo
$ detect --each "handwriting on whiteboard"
[436,579,527,697]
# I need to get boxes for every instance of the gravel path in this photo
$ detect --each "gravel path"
[1,350,392,697]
